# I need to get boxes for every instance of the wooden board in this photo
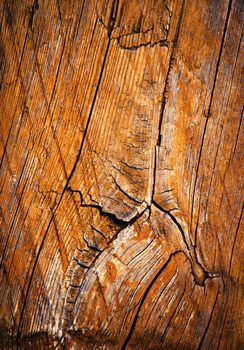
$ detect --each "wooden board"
[0,0,243,349]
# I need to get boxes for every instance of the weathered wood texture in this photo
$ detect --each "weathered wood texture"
[0,0,243,349]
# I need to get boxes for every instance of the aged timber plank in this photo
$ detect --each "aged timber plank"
[0,0,243,349]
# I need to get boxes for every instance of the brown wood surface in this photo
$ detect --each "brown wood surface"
[0,0,243,349]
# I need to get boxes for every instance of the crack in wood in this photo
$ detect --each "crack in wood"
[116,39,169,51]
[121,250,182,349]
[191,0,233,246]
[27,0,39,32]
[159,283,187,345]
[152,200,208,286]
[66,186,129,225]
[196,287,219,349]
[151,0,185,203]
[62,207,149,331]
[97,0,171,51]
[16,1,119,344]
[2,0,241,347]
[148,0,211,285]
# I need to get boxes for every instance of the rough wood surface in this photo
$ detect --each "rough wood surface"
[0,0,243,349]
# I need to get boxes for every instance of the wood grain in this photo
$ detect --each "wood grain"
[0,0,243,349]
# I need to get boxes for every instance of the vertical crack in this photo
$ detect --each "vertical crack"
[191,0,233,243]
[28,0,39,31]
[150,0,210,287]
[107,0,119,37]
[121,251,182,350]
[16,1,120,346]
[196,288,219,350]
[151,0,185,200]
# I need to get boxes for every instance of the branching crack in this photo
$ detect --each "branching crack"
[96,0,120,38]
[66,186,128,226]
[97,2,170,51]
[152,200,190,252]
[152,200,210,286]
